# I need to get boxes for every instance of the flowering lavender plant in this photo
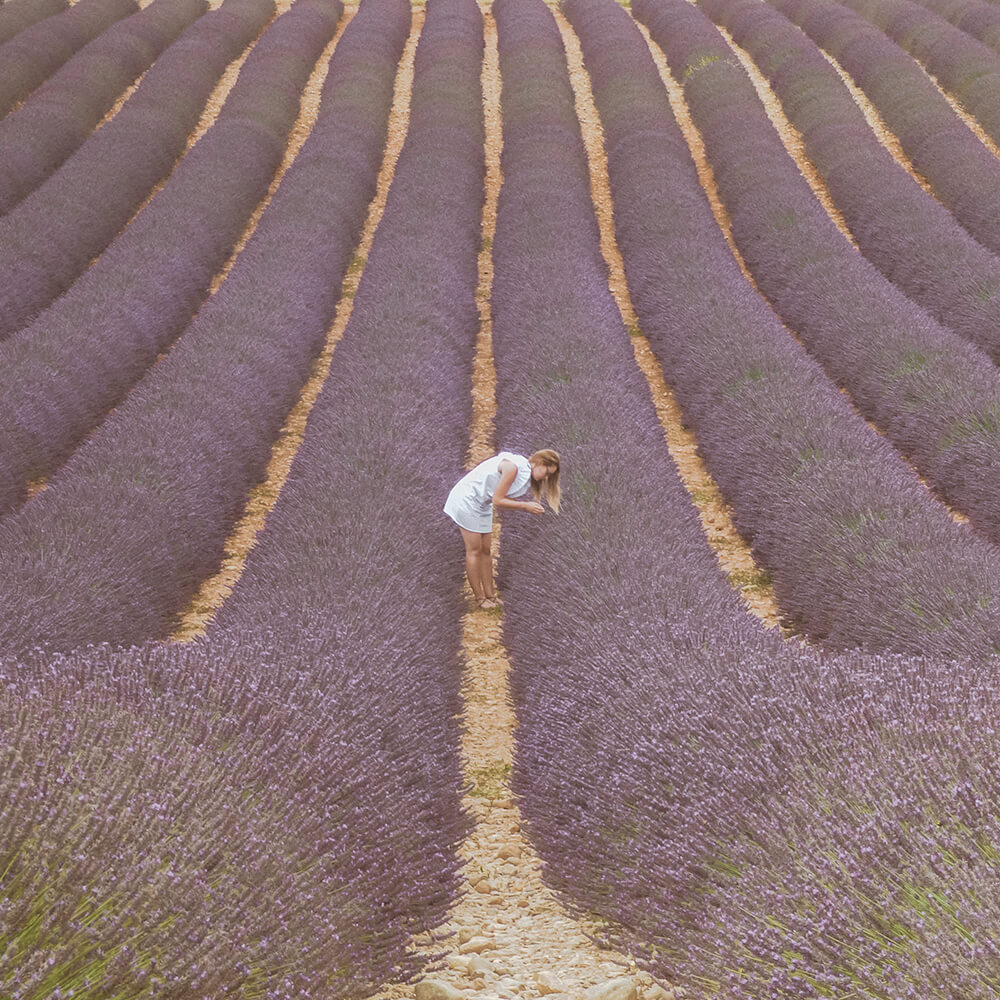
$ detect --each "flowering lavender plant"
[0,0,411,655]
[770,0,1000,258]
[0,0,135,117]
[0,0,69,48]
[699,0,1000,365]
[0,0,206,213]
[0,0,272,341]
[837,0,1000,145]
[0,0,340,519]
[638,0,1000,553]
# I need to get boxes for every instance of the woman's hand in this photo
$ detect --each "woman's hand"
[525,501,544,515]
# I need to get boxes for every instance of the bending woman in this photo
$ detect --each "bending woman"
[443,449,560,609]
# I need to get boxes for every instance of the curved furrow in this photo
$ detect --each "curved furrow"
[636,0,1000,555]
[0,0,273,341]
[0,0,405,654]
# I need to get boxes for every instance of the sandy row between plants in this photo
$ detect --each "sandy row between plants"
[367,10,673,1000]
[172,0,418,639]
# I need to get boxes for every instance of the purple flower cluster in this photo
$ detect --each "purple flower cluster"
[0,0,272,341]
[0,636,460,998]
[0,0,407,654]
[0,0,207,214]
[0,0,340,519]
[0,0,487,988]
[0,0,68,49]
[489,0,754,647]
[911,0,1000,50]
[0,0,135,117]
[836,0,1000,145]
[637,0,1000,553]
[769,0,1000,257]
[699,0,1000,364]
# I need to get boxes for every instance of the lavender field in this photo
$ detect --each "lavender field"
[5,0,1000,995]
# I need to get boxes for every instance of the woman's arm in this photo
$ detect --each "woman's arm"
[493,459,544,514]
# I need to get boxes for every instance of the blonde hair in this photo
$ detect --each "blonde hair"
[529,449,561,513]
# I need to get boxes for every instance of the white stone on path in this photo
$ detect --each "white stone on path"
[414,982,464,1000]
[583,978,639,1000]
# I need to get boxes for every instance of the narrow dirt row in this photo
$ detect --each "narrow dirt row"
[368,9,674,1000]
[172,0,418,640]
[636,14,969,530]
[812,43,936,196]
[715,24,857,248]
[563,12,784,627]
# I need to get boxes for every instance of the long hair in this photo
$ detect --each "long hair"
[529,449,561,513]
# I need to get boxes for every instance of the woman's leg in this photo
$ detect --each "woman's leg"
[459,526,488,603]
[478,531,496,602]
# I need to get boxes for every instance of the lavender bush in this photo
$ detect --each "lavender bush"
[910,0,1000,50]
[496,3,1000,995]
[637,0,1000,554]
[769,0,1000,257]
[0,636,464,998]
[699,0,1000,365]
[0,0,206,214]
[0,0,481,990]
[835,0,1000,144]
[532,0,1000,657]
[0,0,135,118]
[0,0,272,341]
[0,0,340,519]
[0,0,410,655]
[0,0,68,48]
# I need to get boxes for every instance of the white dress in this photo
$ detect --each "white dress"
[443,451,533,532]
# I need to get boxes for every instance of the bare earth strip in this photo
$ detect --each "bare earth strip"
[715,24,858,249]
[562,11,784,627]
[172,0,421,640]
[368,10,674,1000]
[813,44,936,196]
[636,15,969,529]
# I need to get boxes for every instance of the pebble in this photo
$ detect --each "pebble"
[447,956,472,972]
[536,972,567,996]
[583,978,637,1000]
[414,981,465,1000]
[458,936,494,954]
[498,845,521,860]
[475,879,493,894]
[466,957,494,977]
[457,927,476,945]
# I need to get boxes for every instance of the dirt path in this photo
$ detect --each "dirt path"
[172,0,421,639]
[367,10,676,1000]
[563,11,784,628]
[715,25,858,249]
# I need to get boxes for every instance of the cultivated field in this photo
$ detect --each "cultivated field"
[3,0,1000,996]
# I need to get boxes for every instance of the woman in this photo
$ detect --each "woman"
[444,449,560,609]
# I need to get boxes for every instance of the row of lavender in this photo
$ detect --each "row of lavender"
[0,0,403,654]
[699,0,1000,363]
[0,0,333,519]
[0,0,206,213]
[0,0,133,117]
[634,0,1000,558]
[570,0,1000,655]
[839,0,1000,145]
[0,0,69,49]
[499,0,1000,995]
[0,0,486,992]
[768,0,1000,256]
[0,0,271,340]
